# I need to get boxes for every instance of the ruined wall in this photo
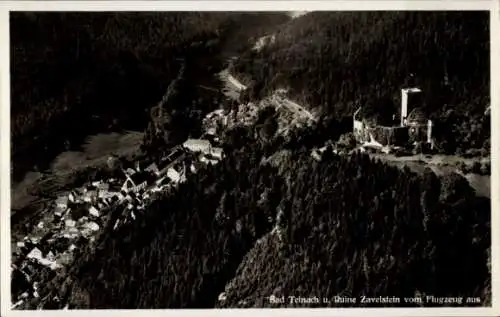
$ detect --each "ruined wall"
[353,120,430,147]
[366,126,408,146]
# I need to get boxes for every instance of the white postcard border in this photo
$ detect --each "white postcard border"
[0,1,498,317]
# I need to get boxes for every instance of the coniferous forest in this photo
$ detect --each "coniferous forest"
[10,12,288,182]
[10,10,491,310]
[232,11,490,155]
[53,132,489,309]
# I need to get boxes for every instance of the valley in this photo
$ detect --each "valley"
[9,10,492,310]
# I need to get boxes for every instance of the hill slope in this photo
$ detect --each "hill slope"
[216,156,490,307]
[10,12,290,182]
[55,137,490,309]
[11,12,491,310]
[231,11,490,154]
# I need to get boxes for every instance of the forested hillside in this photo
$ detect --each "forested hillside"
[217,155,490,307]
[58,130,285,308]
[231,11,490,155]
[11,12,491,310]
[53,128,490,309]
[10,12,290,182]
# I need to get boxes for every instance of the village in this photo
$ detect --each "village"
[10,68,321,309]
[10,131,225,309]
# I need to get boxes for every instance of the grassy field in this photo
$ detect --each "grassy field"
[50,131,143,174]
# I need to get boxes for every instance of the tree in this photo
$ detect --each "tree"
[337,132,356,149]
[439,172,475,203]
[232,11,489,155]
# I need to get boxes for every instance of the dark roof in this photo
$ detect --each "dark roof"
[109,183,122,191]
[159,177,171,185]
[166,148,186,162]
[121,160,135,169]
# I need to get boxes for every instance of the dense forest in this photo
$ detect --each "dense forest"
[37,129,283,309]
[217,154,490,307]
[10,12,289,182]
[38,124,489,309]
[231,11,490,155]
[12,11,491,310]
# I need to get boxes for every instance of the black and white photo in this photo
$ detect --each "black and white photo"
[1,1,498,315]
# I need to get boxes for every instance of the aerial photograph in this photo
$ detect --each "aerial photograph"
[9,10,491,310]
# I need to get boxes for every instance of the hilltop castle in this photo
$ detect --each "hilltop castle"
[353,87,433,152]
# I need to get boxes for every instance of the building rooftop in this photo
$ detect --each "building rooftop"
[166,167,181,183]
[130,171,154,185]
[124,167,136,175]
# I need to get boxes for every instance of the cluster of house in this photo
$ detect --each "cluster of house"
[10,177,126,308]
[353,87,434,154]
[12,70,300,309]
[11,133,225,309]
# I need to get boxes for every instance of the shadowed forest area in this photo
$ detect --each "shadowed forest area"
[232,11,490,156]
[47,127,490,309]
[10,12,290,183]
[10,11,491,310]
